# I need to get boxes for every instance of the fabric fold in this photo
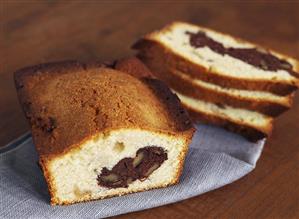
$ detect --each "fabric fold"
[0,124,264,219]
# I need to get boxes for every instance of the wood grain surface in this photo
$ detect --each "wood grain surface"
[1,1,299,218]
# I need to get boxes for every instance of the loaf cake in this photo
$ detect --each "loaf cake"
[14,59,195,205]
[133,21,299,141]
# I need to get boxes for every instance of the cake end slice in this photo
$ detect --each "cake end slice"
[133,21,299,95]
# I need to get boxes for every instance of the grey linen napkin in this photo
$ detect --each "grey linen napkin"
[0,124,264,218]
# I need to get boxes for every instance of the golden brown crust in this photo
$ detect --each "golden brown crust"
[39,157,57,204]
[14,59,194,159]
[114,57,155,78]
[185,106,272,142]
[137,57,293,117]
[133,39,298,95]
[173,133,191,185]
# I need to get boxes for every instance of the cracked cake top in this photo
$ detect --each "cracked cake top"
[14,59,193,158]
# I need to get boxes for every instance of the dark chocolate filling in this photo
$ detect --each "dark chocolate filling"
[186,31,297,76]
[97,146,168,188]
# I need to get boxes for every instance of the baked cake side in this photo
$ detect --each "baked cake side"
[14,60,194,205]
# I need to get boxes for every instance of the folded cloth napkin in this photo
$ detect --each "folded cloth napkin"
[0,124,264,219]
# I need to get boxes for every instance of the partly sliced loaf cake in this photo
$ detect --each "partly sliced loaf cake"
[133,21,299,95]
[174,90,273,141]
[14,60,194,205]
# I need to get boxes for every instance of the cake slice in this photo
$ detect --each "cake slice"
[138,54,293,117]
[174,90,273,141]
[133,21,299,95]
[14,60,194,205]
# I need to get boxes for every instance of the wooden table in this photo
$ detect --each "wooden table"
[1,1,299,218]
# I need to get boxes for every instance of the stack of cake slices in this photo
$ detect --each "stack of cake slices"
[133,21,299,141]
